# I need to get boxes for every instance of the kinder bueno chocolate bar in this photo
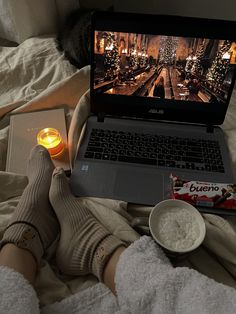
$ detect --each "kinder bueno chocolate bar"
[171,174,236,210]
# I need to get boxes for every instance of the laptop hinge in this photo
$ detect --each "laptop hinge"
[206,125,214,133]
[97,112,105,122]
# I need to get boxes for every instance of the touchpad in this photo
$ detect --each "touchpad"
[113,168,164,205]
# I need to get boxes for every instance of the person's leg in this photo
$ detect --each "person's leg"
[49,167,126,291]
[103,246,126,294]
[0,145,59,282]
[0,244,36,283]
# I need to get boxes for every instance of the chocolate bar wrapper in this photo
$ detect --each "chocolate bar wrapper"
[171,174,236,210]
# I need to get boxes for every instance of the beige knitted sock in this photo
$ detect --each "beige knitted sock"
[1,145,59,265]
[49,167,125,281]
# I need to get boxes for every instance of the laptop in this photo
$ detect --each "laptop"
[70,11,236,206]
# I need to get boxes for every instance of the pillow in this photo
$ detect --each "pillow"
[0,0,79,43]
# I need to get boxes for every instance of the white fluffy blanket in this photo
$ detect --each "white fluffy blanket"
[0,37,236,306]
[1,237,236,314]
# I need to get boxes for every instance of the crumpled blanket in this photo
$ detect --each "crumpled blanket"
[0,36,236,307]
[0,36,139,306]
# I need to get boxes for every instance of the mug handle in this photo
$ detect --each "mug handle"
[131,217,150,235]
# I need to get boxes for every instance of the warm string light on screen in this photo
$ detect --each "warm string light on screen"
[94,30,235,103]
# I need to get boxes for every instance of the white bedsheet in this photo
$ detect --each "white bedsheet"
[0,36,236,307]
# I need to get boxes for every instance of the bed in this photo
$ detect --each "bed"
[0,1,236,308]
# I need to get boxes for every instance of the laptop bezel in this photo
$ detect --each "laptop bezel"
[90,11,236,126]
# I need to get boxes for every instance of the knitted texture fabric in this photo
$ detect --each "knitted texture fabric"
[0,146,59,265]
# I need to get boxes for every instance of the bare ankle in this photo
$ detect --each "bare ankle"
[103,246,126,295]
[0,243,37,283]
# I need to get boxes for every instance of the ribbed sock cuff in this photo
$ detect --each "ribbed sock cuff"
[0,223,44,266]
[92,235,125,282]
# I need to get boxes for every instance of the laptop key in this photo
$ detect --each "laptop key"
[182,156,204,163]
[126,150,135,156]
[102,154,110,160]
[85,152,94,158]
[186,152,203,158]
[150,153,157,159]
[94,153,102,159]
[205,165,211,171]
[104,149,111,154]
[88,141,100,146]
[118,156,157,165]
[158,160,166,166]
[166,161,176,167]
[110,155,118,161]
[87,146,103,152]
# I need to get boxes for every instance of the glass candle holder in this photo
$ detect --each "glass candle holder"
[37,128,64,157]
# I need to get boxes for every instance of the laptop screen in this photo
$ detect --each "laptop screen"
[91,12,236,125]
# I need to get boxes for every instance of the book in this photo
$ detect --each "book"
[6,108,70,175]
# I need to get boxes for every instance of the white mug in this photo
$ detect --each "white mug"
[131,199,206,256]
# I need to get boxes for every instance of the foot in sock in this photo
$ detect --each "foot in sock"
[49,167,124,281]
[1,145,59,265]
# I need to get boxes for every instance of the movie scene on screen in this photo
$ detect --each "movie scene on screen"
[94,31,236,103]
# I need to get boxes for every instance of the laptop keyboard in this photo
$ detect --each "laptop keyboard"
[84,128,225,173]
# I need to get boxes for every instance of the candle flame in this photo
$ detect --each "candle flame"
[37,128,64,157]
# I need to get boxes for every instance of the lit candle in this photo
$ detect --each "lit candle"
[37,128,64,157]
